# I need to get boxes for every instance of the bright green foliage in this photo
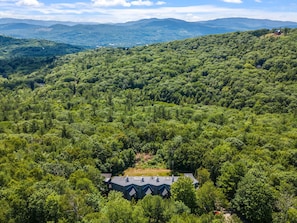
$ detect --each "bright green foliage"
[138,195,172,223]
[196,167,210,187]
[102,192,134,223]
[273,184,296,223]
[217,161,246,200]
[203,143,236,181]
[131,205,149,223]
[169,213,201,223]
[287,208,297,223]
[28,188,61,223]
[196,181,228,214]
[171,176,198,212]
[0,29,297,222]
[0,199,11,223]
[232,170,275,223]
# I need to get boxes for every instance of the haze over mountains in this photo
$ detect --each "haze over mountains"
[1,17,297,48]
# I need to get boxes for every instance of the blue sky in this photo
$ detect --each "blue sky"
[0,0,296,23]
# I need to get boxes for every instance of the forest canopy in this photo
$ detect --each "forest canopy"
[0,28,297,223]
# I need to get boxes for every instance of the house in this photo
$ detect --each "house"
[103,173,198,200]
[274,29,282,35]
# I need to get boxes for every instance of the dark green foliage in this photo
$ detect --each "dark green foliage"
[217,161,246,200]
[0,35,83,77]
[139,195,172,223]
[16,28,295,114]
[232,170,275,223]
[196,181,228,215]
[0,28,297,223]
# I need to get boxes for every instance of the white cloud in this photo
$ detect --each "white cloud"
[92,0,131,7]
[255,0,261,2]
[156,1,166,6]
[131,0,153,6]
[1,1,297,23]
[222,0,243,3]
[91,0,163,7]
[16,0,42,7]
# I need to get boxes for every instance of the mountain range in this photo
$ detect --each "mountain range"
[1,17,297,48]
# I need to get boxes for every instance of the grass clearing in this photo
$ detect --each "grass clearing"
[124,168,171,176]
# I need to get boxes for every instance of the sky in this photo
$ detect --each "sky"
[0,0,297,23]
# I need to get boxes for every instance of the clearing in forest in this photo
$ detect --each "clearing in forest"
[123,168,171,176]
[123,153,171,176]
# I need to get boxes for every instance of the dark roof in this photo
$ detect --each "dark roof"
[110,173,198,187]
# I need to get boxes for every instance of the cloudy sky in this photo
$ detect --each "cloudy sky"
[0,0,296,23]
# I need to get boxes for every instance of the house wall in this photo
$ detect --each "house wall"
[109,183,172,200]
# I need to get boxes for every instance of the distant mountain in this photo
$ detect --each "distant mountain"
[201,17,297,30]
[0,17,297,48]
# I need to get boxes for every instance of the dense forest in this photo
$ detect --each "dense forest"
[0,35,83,76]
[0,28,297,223]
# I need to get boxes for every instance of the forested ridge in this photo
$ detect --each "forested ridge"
[0,29,297,223]
[0,35,83,77]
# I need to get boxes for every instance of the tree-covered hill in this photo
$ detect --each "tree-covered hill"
[42,28,297,114]
[0,35,83,58]
[0,35,83,76]
[0,29,297,223]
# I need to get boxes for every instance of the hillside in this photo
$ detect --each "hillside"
[0,35,83,76]
[1,17,297,47]
[0,29,297,222]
